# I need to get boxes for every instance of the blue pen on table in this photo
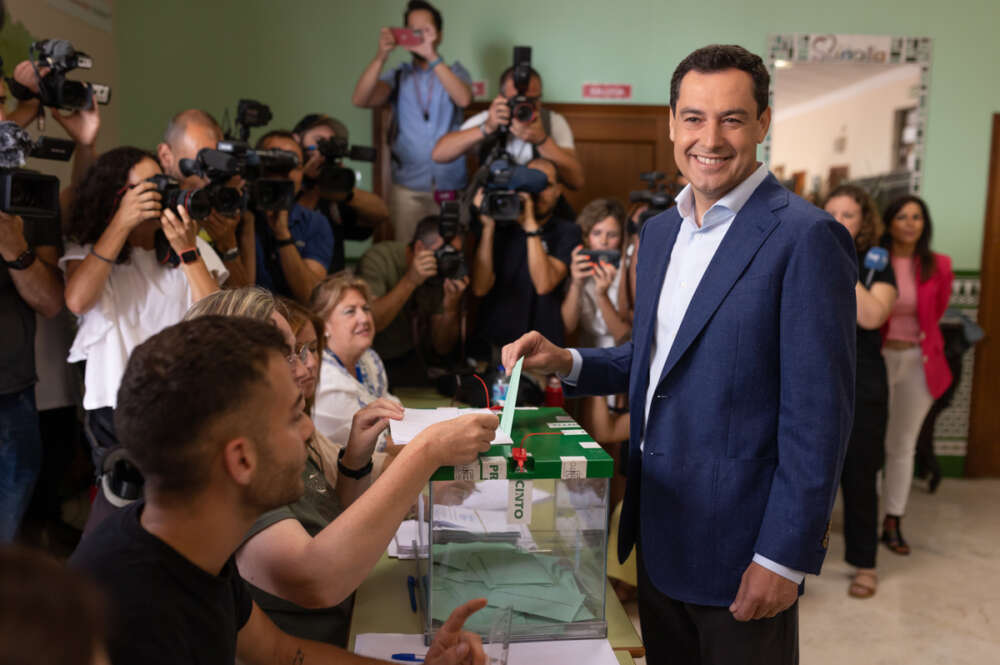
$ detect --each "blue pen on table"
[406,575,418,612]
[391,654,424,662]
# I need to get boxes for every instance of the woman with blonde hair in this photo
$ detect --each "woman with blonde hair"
[311,271,400,448]
[824,184,897,598]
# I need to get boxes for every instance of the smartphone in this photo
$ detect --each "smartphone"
[581,249,621,269]
[390,27,423,46]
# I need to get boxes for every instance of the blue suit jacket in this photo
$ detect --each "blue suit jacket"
[568,174,856,606]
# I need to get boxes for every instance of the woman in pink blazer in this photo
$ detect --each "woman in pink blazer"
[880,195,953,554]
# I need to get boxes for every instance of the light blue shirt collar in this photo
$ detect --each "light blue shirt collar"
[675,162,771,228]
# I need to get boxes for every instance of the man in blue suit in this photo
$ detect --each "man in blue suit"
[503,44,856,664]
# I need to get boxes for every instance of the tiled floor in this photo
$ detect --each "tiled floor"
[622,478,1000,664]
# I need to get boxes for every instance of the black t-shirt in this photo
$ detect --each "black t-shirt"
[69,502,253,665]
[0,214,61,394]
[856,250,896,403]
[476,215,581,348]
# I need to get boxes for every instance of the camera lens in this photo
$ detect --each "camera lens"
[513,102,535,123]
[212,186,242,215]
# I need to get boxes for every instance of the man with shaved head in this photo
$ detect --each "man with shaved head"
[157,109,253,286]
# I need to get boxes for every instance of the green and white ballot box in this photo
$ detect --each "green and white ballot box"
[415,407,613,644]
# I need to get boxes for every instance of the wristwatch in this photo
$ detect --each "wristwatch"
[275,236,296,248]
[220,246,240,262]
[524,229,543,238]
[179,246,200,264]
[338,448,374,479]
[3,248,36,270]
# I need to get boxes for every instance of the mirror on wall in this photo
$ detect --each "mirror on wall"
[763,34,932,209]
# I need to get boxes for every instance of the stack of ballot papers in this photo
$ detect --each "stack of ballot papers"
[354,633,620,665]
[429,542,598,632]
[390,408,514,445]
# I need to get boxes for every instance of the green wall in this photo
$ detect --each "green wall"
[116,0,1000,270]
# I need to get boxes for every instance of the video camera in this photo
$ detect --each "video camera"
[506,46,536,124]
[225,99,273,143]
[478,159,549,223]
[310,136,376,196]
[433,201,467,281]
[628,171,675,233]
[179,140,300,215]
[5,40,112,111]
[0,121,74,221]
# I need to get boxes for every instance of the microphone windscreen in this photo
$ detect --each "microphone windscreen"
[864,246,890,272]
[0,121,34,169]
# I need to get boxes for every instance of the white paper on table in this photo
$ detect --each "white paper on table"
[354,633,620,665]
[391,408,513,445]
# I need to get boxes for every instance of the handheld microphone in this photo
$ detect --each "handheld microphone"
[863,247,889,287]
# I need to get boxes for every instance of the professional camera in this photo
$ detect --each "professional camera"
[433,201,467,280]
[0,121,73,220]
[215,139,298,212]
[5,40,112,111]
[478,159,549,223]
[506,46,536,124]
[224,99,273,142]
[178,148,244,215]
[144,174,212,220]
[628,170,675,233]
[311,136,376,196]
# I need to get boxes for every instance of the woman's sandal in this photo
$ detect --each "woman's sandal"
[881,516,911,555]
[848,569,878,599]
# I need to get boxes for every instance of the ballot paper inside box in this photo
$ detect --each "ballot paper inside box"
[416,475,610,644]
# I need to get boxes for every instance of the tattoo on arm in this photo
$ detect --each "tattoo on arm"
[292,649,305,664]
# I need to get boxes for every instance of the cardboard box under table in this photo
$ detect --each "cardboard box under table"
[414,407,613,644]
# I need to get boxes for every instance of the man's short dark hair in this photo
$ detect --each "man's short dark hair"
[411,215,442,246]
[499,66,542,91]
[404,0,442,32]
[163,108,223,147]
[114,316,287,495]
[669,44,770,117]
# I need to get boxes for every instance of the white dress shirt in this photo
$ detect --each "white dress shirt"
[563,163,805,584]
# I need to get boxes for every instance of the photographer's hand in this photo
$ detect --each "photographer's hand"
[569,245,595,284]
[113,182,162,232]
[267,210,292,239]
[12,60,46,94]
[511,111,547,146]
[593,260,617,294]
[202,210,240,253]
[472,188,495,231]
[50,90,100,147]
[162,206,221,301]
[377,27,397,60]
[517,193,539,233]
[442,276,469,311]
[407,24,439,61]
[484,95,510,134]
[405,248,438,286]
[302,148,325,180]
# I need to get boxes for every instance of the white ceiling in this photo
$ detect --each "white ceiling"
[773,62,921,111]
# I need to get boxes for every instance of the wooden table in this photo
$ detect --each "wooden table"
[348,554,645,659]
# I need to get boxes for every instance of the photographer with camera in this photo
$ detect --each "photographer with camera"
[352,1,473,243]
[433,62,585,192]
[0,126,65,542]
[61,147,227,487]
[357,214,468,387]
[292,114,390,272]
[157,109,255,287]
[471,157,579,350]
[250,130,333,304]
